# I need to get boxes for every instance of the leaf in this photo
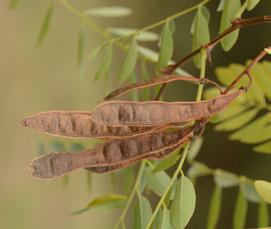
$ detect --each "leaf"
[170,176,196,229]
[214,169,239,188]
[219,0,241,51]
[36,3,54,47]
[71,194,127,215]
[107,28,159,42]
[217,0,226,11]
[187,162,212,180]
[258,201,269,227]
[229,113,271,143]
[152,206,173,229]
[246,0,261,11]
[152,149,181,173]
[119,37,138,82]
[158,20,174,68]
[95,43,113,80]
[187,137,203,162]
[240,177,261,203]
[214,108,258,131]
[8,0,19,9]
[254,180,271,203]
[207,185,222,229]
[147,171,171,197]
[134,194,152,229]
[191,6,210,68]
[254,141,271,154]
[85,6,132,18]
[233,189,247,229]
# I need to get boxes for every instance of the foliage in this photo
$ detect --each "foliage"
[14,0,271,228]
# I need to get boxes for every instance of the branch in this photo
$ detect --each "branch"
[156,15,271,100]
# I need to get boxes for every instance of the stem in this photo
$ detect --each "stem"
[147,45,208,229]
[223,47,270,94]
[113,160,146,229]
[101,0,210,45]
[145,144,190,229]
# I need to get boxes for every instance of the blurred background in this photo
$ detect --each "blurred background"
[1,0,270,228]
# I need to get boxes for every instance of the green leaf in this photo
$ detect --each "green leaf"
[214,169,239,188]
[85,6,132,18]
[233,189,247,229]
[230,113,271,143]
[217,0,226,11]
[119,37,138,82]
[123,166,134,194]
[158,20,174,68]
[88,44,104,59]
[8,0,19,9]
[191,6,210,68]
[94,43,113,80]
[36,3,54,47]
[134,194,152,229]
[240,177,261,203]
[170,176,196,229]
[107,28,159,42]
[147,171,171,197]
[255,180,271,203]
[152,149,181,173]
[215,108,258,131]
[152,206,173,229]
[219,0,241,51]
[254,141,271,154]
[188,137,203,162]
[71,194,127,215]
[246,0,261,10]
[207,185,222,229]
[187,162,212,180]
[258,201,269,227]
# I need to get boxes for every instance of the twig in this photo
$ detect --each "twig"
[156,16,271,100]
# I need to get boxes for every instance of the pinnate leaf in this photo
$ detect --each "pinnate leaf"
[71,194,127,215]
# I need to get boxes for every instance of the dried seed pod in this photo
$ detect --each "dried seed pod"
[21,111,163,139]
[89,143,183,173]
[104,75,223,100]
[92,90,243,126]
[30,127,193,179]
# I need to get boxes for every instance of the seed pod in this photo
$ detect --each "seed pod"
[29,127,193,179]
[89,143,183,173]
[92,90,243,126]
[21,111,163,139]
[104,75,223,100]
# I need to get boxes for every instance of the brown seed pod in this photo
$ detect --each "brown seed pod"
[21,111,164,139]
[92,90,243,127]
[88,143,183,173]
[104,75,223,101]
[29,127,193,179]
